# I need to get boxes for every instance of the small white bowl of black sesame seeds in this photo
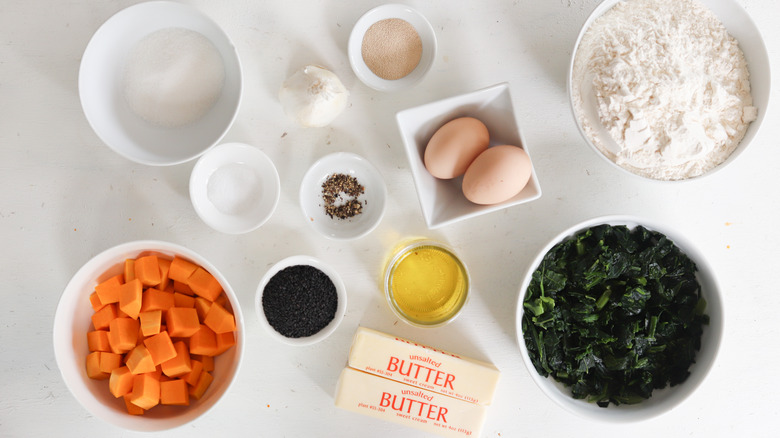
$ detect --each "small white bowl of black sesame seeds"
[299,152,387,240]
[255,255,347,346]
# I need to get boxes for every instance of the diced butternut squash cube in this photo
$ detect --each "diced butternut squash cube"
[161,341,192,378]
[214,293,229,308]
[182,360,204,386]
[135,255,161,287]
[200,355,215,372]
[160,379,190,406]
[108,317,139,353]
[138,310,162,337]
[188,325,217,356]
[204,301,236,334]
[187,267,222,302]
[168,256,198,283]
[123,393,145,415]
[157,257,172,291]
[87,330,110,352]
[174,292,195,308]
[130,373,160,410]
[124,259,136,282]
[189,371,213,400]
[98,352,122,374]
[214,330,236,356]
[119,278,143,320]
[86,351,109,380]
[194,297,211,321]
[173,280,194,296]
[91,303,117,331]
[144,331,177,365]
[140,288,174,313]
[89,292,106,312]
[126,345,156,375]
[164,282,175,293]
[95,274,123,304]
[109,366,134,398]
[166,307,200,337]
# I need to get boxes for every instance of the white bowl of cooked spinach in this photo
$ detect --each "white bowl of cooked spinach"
[516,216,722,422]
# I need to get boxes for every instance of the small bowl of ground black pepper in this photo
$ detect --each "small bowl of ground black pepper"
[299,152,387,240]
[348,3,437,92]
[255,255,347,346]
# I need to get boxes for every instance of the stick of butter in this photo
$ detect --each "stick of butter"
[348,327,500,405]
[335,367,487,438]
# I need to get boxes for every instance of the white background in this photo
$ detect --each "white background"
[1,0,778,436]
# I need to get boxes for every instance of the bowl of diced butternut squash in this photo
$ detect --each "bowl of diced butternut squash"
[53,240,244,431]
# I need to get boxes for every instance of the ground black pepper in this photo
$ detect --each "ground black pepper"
[262,265,338,338]
[321,173,365,219]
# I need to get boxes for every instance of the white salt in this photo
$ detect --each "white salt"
[123,27,225,127]
[207,163,262,216]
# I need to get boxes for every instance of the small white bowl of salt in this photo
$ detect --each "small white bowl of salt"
[190,143,280,234]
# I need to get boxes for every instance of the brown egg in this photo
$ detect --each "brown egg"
[423,117,489,179]
[462,145,532,205]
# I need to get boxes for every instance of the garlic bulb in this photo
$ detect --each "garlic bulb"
[278,65,349,127]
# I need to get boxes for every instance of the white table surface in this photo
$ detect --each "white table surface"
[2,0,778,436]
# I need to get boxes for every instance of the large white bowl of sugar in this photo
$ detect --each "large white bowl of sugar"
[79,1,243,166]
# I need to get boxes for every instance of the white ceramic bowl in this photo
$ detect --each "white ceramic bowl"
[515,216,723,422]
[568,0,770,181]
[190,142,280,234]
[396,82,542,229]
[79,1,243,166]
[255,255,347,346]
[348,3,437,92]
[53,240,245,431]
[300,152,387,240]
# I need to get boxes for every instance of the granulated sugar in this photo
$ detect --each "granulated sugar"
[572,0,756,180]
[123,27,225,128]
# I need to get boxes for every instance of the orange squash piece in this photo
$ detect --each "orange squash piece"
[123,394,145,415]
[174,292,195,308]
[109,366,134,398]
[200,355,215,372]
[130,373,160,410]
[87,330,111,352]
[173,280,194,296]
[166,307,200,337]
[134,255,161,287]
[157,257,172,291]
[168,256,198,283]
[99,352,123,374]
[160,379,190,406]
[204,301,236,334]
[161,341,192,378]
[89,292,106,312]
[124,259,136,282]
[189,325,218,356]
[119,278,143,320]
[182,360,204,386]
[194,297,211,321]
[189,371,213,400]
[138,310,162,337]
[86,351,109,380]
[140,288,174,312]
[95,274,123,304]
[91,303,117,330]
[214,331,236,356]
[144,331,177,365]
[108,317,139,353]
[126,345,156,375]
[187,267,222,302]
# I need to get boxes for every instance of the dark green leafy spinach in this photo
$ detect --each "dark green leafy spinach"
[522,224,709,407]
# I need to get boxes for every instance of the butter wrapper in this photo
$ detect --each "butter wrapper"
[335,368,486,437]
[348,327,500,405]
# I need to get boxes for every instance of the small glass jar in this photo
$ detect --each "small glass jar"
[383,239,470,327]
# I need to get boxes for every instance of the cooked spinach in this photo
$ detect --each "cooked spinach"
[522,224,709,407]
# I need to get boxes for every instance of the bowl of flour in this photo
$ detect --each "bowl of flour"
[568,0,770,181]
[79,1,243,166]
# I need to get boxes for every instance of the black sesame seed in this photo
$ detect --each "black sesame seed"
[262,265,338,338]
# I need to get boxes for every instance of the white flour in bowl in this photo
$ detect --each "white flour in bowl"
[571,0,756,180]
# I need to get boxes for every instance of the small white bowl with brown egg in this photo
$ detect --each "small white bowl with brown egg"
[396,82,542,229]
